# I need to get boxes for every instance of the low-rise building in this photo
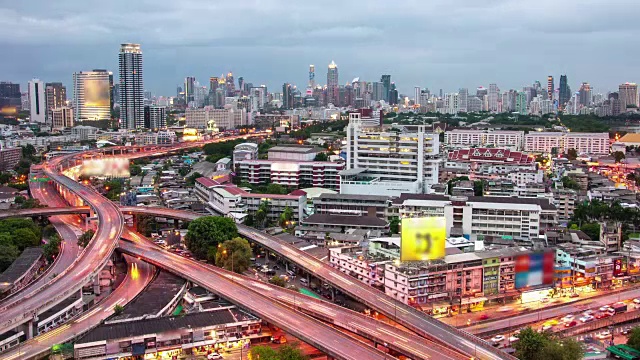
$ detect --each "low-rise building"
[235,159,343,190]
[313,193,392,220]
[525,132,609,155]
[445,130,525,150]
[232,143,258,165]
[0,147,22,171]
[297,213,389,239]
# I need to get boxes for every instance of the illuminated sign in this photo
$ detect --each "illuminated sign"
[84,78,110,107]
[614,258,628,277]
[514,251,554,289]
[400,217,446,261]
[82,158,130,178]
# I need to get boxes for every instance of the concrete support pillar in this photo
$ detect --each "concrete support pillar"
[173,219,179,229]
[132,215,138,230]
[331,288,335,302]
[26,320,34,339]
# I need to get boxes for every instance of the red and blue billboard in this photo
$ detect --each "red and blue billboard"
[514,251,555,289]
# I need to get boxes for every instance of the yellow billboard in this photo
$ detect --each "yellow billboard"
[400,217,446,261]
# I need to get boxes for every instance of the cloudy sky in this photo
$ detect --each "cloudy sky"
[1,0,639,96]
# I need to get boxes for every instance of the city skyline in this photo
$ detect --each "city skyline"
[1,0,640,95]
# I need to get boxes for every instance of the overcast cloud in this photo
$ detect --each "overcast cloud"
[1,0,639,95]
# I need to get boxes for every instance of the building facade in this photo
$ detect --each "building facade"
[234,159,343,190]
[444,130,524,150]
[50,107,74,129]
[28,79,46,123]
[119,43,144,129]
[73,70,113,123]
[524,132,609,155]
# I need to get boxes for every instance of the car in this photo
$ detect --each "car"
[634,298,640,305]
[622,327,632,335]
[598,306,611,312]
[579,315,594,323]
[300,278,309,286]
[207,353,223,360]
[544,319,559,326]
[565,320,577,327]
[561,314,575,322]
[491,335,505,343]
[541,324,553,331]
[509,335,520,343]
[497,306,513,312]
[478,314,490,320]
[583,310,596,316]
[272,335,287,344]
[287,270,295,277]
[569,293,580,298]
[596,330,611,339]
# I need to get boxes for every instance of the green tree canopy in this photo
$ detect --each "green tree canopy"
[43,234,61,260]
[628,327,640,350]
[78,229,95,248]
[13,228,40,250]
[0,244,19,272]
[313,152,328,161]
[249,344,308,360]
[186,172,203,186]
[566,148,578,160]
[215,237,252,273]
[514,327,583,360]
[130,164,142,176]
[280,206,294,228]
[185,216,238,260]
[614,151,626,163]
[269,275,286,287]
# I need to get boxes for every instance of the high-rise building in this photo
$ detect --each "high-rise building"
[558,75,570,108]
[226,72,235,96]
[45,82,66,123]
[389,83,398,105]
[28,79,46,123]
[50,107,74,129]
[547,76,554,101]
[372,82,384,101]
[476,86,487,98]
[238,77,245,95]
[282,83,294,109]
[578,82,592,107]
[144,105,166,129]
[73,70,113,123]
[619,83,638,111]
[488,83,499,112]
[515,92,527,114]
[327,61,339,105]
[308,65,315,89]
[184,76,195,104]
[458,88,468,113]
[0,82,21,113]
[381,75,391,103]
[119,43,144,129]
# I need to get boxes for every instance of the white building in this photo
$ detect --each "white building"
[28,79,46,123]
[393,194,557,240]
[71,125,99,141]
[524,132,609,155]
[73,70,112,123]
[342,113,439,196]
[145,105,166,129]
[445,130,525,150]
[185,106,245,130]
[50,107,74,129]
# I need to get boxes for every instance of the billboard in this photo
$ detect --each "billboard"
[514,251,555,289]
[614,258,628,277]
[84,78,110,107]
[82,158,130,178]
[400,217,446,261]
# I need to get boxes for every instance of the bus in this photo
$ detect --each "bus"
[607,344,640,360]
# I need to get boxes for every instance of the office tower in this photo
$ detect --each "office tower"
[144,105,166,129]
[578,82,592,107]
[488,83,499,112]
[439,89,443,98]
[372,82,384,101]
[215,88,225,108]
[381,75,391,103]
[28,79,46,123]
[45,82,66,123]
[444,93,459,114]
[50,107,74,129]
[73,70,113,123]
[119,43,144,129]
[184,76,195,104]
[457,88,468,113]
[0,82,21,113]
[226,72,235,96]
[209,77,219,92]
[309,65,315,89]
[619,83,638,110]
[389,83,398,105]
[327,61,339,105]
[476,86,487,98]
[515,92,527,114]
[414,87,421,106]
[559,75,570,108]
[238,77,244,95]
[547,76,554,101]
[282,83,294,109]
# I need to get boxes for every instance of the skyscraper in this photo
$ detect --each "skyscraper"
[226,72,235,96]
[414,87,421,107]
[327,61,339,105]
[73,70,113,123]
[28,79,46,123]
[0,82,21,114]
[309,65,315,89]
[578,82,592,107]
[119,43,144,129]
[619,83,639,110]
[381,75,391,103]
[488,83,499,113]
[184,76,195,105]
[283,83,294,109]
[144,105,166,129]
[558,75,570,108]
[547,76,554,101]
[45,82,66,123]
[238,77,245,95]
[458,88,469,113]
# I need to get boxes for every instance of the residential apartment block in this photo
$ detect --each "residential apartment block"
[234,159,343,190]
[524,132,609,155]
[445,130,525,150]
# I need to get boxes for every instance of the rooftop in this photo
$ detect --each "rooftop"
[316,193,390,202]
[268,145,320,154]
[392,193,556,210]
[0,247,43,291]
[619,133,640,143]
[303,213,388,227]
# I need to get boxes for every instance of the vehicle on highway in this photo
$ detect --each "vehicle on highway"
[561,314,575,322]
[478,314,490,320]
[300,278,309,286]
[596,330,611,339]
[583,310,596,316]
[599,306,612,312]
[612,302,628,314]
[565,320,577,327]
[544,319,559,326]
[207,353,223,360]
[509,335,519,343]
[541,324,553,332]
[569,293,580,298]
[579,315,594,323]
[272,335,287,344]
[490,335,505,343]
[496,306,513,312]
[622,327,632,335]
[286,270,295,277]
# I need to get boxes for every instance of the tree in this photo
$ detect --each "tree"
[255,201,269,228]
[13,228,40,250]
[580,223,600,241]
[186,172,203,186]
[185,216,238,260]
[43,224,57,238]
[78,229,95,248]
[269,275,286,287]
[249,346,279,360]
[313,152,329,161]
[473,180,484,196]
[215,237,252,273]
[130,164,142,176]
[265,183,286,195]
[249,344,308,360]
[243,214,255,227]
[0,244,19,272]
[0,172,11,184]
[21,144,36,160]
[103,180,123,201]
[566,148,578,160]
[113,304,124,315]
[280,206,294,228]
[561,176,580,191]
[136,215,158,237]
[629,327,640,350]
[16,197,45,209]
[389,216,400,234]
[43,234,61,260]
[614,151,626,163]
[513,327,550,360]
[538,338,583,360]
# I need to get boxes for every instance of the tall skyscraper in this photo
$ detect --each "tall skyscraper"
[414,87,421,106]
[226,72,235,96]
[308,65,315,89]
[547,76,554,101]
[144,105,166,129]
[45,82,66,123]
[458,88,469,113]
[282,83,294,109]
[619,82,639,110]
[488,83,499,112]
[381,75,391,103]
[0,82,21,113]
[238,77,245,95]
[73,70,113,123]
[327,61,339,105]
[28,79,46,123]
[578,82,592,107]
[184,76,195,105]
[558,75,570,108]
[119,43,144,129]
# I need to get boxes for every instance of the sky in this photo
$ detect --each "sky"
[1,0,640,97]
